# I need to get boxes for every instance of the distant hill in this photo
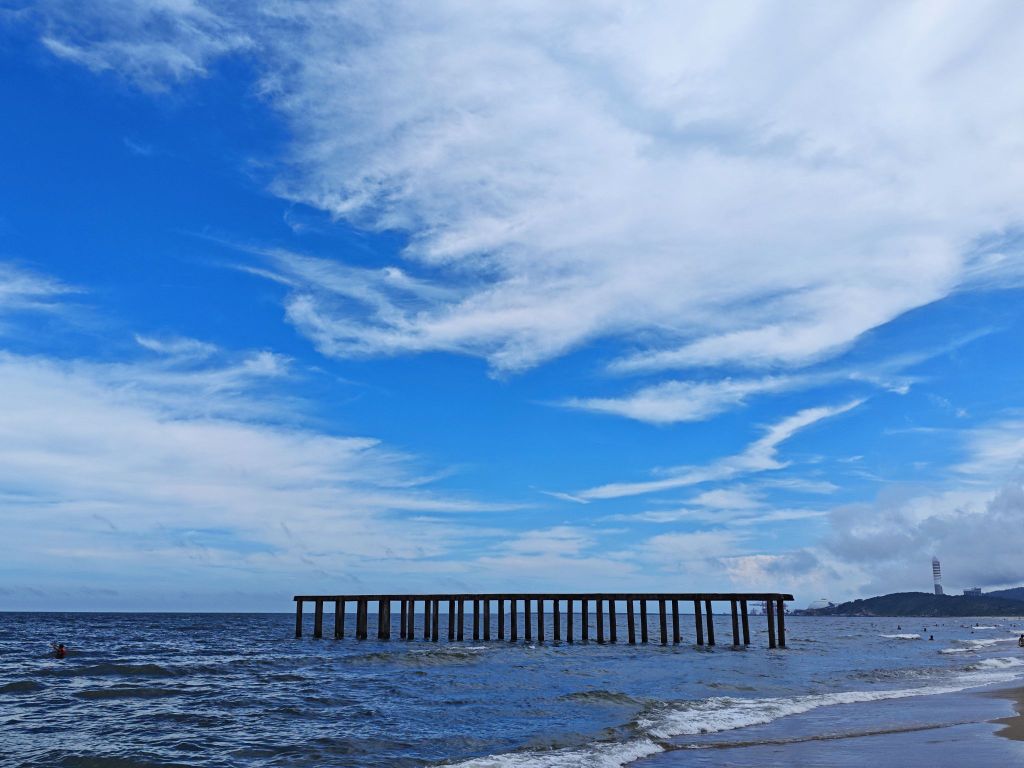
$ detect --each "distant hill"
[986,587,1024,603]
[799,591,1024,617]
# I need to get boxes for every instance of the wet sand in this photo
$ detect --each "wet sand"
[991,685,1024,741]
[636,684,1024,767]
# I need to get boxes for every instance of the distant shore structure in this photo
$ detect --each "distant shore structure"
[963,587,982,597]
[293,592,793,649]
[932,556,944,595]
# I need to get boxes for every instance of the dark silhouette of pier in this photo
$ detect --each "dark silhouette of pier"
[293,592,791,648]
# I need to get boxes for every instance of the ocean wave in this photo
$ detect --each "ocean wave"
[0,680,43,694]
[968,657,1024,670]
[70,663,177,678]
[74,686,183,699]
[443,738,661,767]
[559,689,642,706]
[879,634,920,640]
[443,653,1024,768]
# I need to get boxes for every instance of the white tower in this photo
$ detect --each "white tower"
[932,556,943,595]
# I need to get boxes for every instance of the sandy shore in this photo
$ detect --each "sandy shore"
[991,686,1024,741]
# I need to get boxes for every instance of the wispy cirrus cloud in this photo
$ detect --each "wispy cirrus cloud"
[38,0,251,91]
[34,1,1024,378]
[0,262,78,314]
[564,400,862,502]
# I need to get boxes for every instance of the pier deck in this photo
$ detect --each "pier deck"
[293,592,792,648]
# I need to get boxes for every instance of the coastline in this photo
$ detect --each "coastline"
[990,685,1024,741]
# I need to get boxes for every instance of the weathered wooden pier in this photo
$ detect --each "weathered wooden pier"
[293,592,792,648]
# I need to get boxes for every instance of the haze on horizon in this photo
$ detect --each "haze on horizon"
[2,1,1024,612]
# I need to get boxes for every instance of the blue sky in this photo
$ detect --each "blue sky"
[2,2,1024,611]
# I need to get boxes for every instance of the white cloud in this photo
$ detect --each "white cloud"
[0,346,520,603]
[36,2,1024,377]
[561,375,800,424]
[825,482,1024,595]
[955,419,1024,479]
[0,262,78,315]
[38,0,250,91]
[571,399,861,501]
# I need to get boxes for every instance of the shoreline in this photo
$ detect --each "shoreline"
[990,685,1024,741]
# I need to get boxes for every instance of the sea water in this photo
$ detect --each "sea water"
[2,612,1024,766]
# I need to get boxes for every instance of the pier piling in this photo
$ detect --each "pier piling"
[730,600,739,647]
[292,592,791,650]
[704,600,715,646]
[659,599,668,645]
[776,597,786,648]
[741,600,750,645]
[672,600,681,645]
[314,599,324,639]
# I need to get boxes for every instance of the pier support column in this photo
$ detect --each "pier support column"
[473,599,480,640]
[627,599,636,644]
[672,600,681,645]
[484,599,491,640]
[295,600,303,638]
[693,599,704,646]
[498,599,505,640]
[377,599,386,639]
[766,599,777,649]
[432,599,440,642]
[776,598,786,648]
[659,599,668,645]
[400,600,407,640]
[525,598,532,641]
[704,600,715,646]
[510,598,518,642]
[553,599,561,642]
[567,600,574,643]
[581,599,589,642]
[408,600,416,640]
[357,599,368,640]
[537,598,544,643]
[458,599,465,641]
[596,598,604,644]
[423,599,431,641]
[335,599,345,639]
[731,600,740,647]
[640,599,648,644]
[448,599,456,641]
[314,599,324,639]
[740,600,750,645]
[608,599,617,643]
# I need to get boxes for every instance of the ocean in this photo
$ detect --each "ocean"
[3,612,1024,767]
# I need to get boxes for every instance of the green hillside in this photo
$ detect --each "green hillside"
[800,591,1024,617]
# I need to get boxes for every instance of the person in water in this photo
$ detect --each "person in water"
[1018,634,1024,648]
[52,643,66,659]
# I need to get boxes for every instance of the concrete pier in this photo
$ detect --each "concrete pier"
[294,592,792,649]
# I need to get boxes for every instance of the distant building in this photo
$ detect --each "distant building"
[932,556,943,596]
[963,587,982,597]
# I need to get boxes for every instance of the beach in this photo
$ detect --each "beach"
[4,613,1024,767]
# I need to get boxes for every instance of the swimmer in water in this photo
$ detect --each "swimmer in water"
[52,643,66,659]
[1018,634,1024,648]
